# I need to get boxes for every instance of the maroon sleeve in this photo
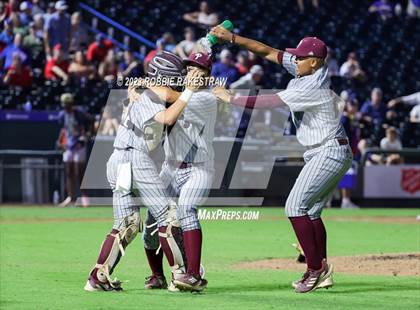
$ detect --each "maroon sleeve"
[230,94,284,109]
[277,51,284,64]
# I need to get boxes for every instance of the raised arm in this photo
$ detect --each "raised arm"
[209,25,283,64]
[154,67,204,125]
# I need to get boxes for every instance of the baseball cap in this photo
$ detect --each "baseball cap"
[55,1,68,11]
[184,52,212,71]
[20,1,32,11]
[220,49,232,59]
[286,37,327,59]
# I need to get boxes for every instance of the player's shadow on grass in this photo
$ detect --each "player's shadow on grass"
[210,280,418,294]
[323,280,419,294]
[210,282,292,293]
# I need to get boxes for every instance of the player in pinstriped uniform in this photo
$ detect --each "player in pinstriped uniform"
[143,52,217,292]
[210,27,352,293]
[84,51,205,292]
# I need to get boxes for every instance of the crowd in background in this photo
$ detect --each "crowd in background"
[1,0,419,155]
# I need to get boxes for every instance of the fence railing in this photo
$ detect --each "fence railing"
[78,2,156,61]
[0,150,65,204]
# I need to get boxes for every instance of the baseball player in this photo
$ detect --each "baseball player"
[210,27,353,293]
[142,52,217,292]
[84,51,205,292]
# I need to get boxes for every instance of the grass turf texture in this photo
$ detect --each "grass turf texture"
[0,207,419,310]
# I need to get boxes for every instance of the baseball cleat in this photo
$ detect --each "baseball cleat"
[84,277,123,292]
[144,274,168,289]
[173,273,208,292]
[292,272,334,289]
[294,260,333,293]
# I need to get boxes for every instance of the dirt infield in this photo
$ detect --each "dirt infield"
[235,253,420,276]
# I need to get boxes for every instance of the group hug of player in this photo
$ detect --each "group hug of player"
[84,21,352,294]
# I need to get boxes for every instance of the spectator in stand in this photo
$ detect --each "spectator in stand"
[211,49,239,87]
[68,50,96,81]
[296,0,319,14]
[407,0,420,17]
[69,11,89,53]
[44,1,71,58]
[0,33,27,70]
[175,27,196,59]
[86,34,114,64]
[118,50,141,79]
[9,12,27,36]
[0,19,14,48]
[31,0,44,16]
[44,43,70,82]
[160,32,176,53]
[57,93,93,207]
[339,52,366,82]
[380,127,403,165]
[3,0,19,19]
[326,47,339,77]
[360,87,387,143]
[230,64,264,94]
[98,49,118,82]
[23,22,44,64]
[143,38,166,73]
[3,52,33,88]
[32,13,44,38]
[369,0,393,20]
[183,1,219,28]
[43,2,55,27]
[247,51,261,68]
[235,51,250,76]
[339,93,361,209]
[96,106,119,136]
[18,1,33,27]
[0,2,7,25]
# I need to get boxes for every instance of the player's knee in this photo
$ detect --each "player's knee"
[285,198,308,217]
[308,208,322,220]
[113,211,141,244]
[177,206,200,231]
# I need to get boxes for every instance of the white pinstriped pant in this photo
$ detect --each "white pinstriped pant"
[143,161,214,249]
[106,148,170,229]
[285,139,353,219]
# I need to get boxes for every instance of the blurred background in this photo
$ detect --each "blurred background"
[0,0,419,207]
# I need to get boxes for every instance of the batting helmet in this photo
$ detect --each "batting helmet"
[147,51,186,79]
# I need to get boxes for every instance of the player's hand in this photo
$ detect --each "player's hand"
[212,86,232,103]
[128,83,142,102]
[185,67,206,91]
[209,25,233,43]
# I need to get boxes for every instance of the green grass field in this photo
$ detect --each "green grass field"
[1,206,419,310]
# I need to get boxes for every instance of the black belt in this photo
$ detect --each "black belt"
[308,138,349,149]
[337,138,349,146]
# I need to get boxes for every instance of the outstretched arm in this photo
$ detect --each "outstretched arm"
[209,25,283,64]
[212,87,284,109]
